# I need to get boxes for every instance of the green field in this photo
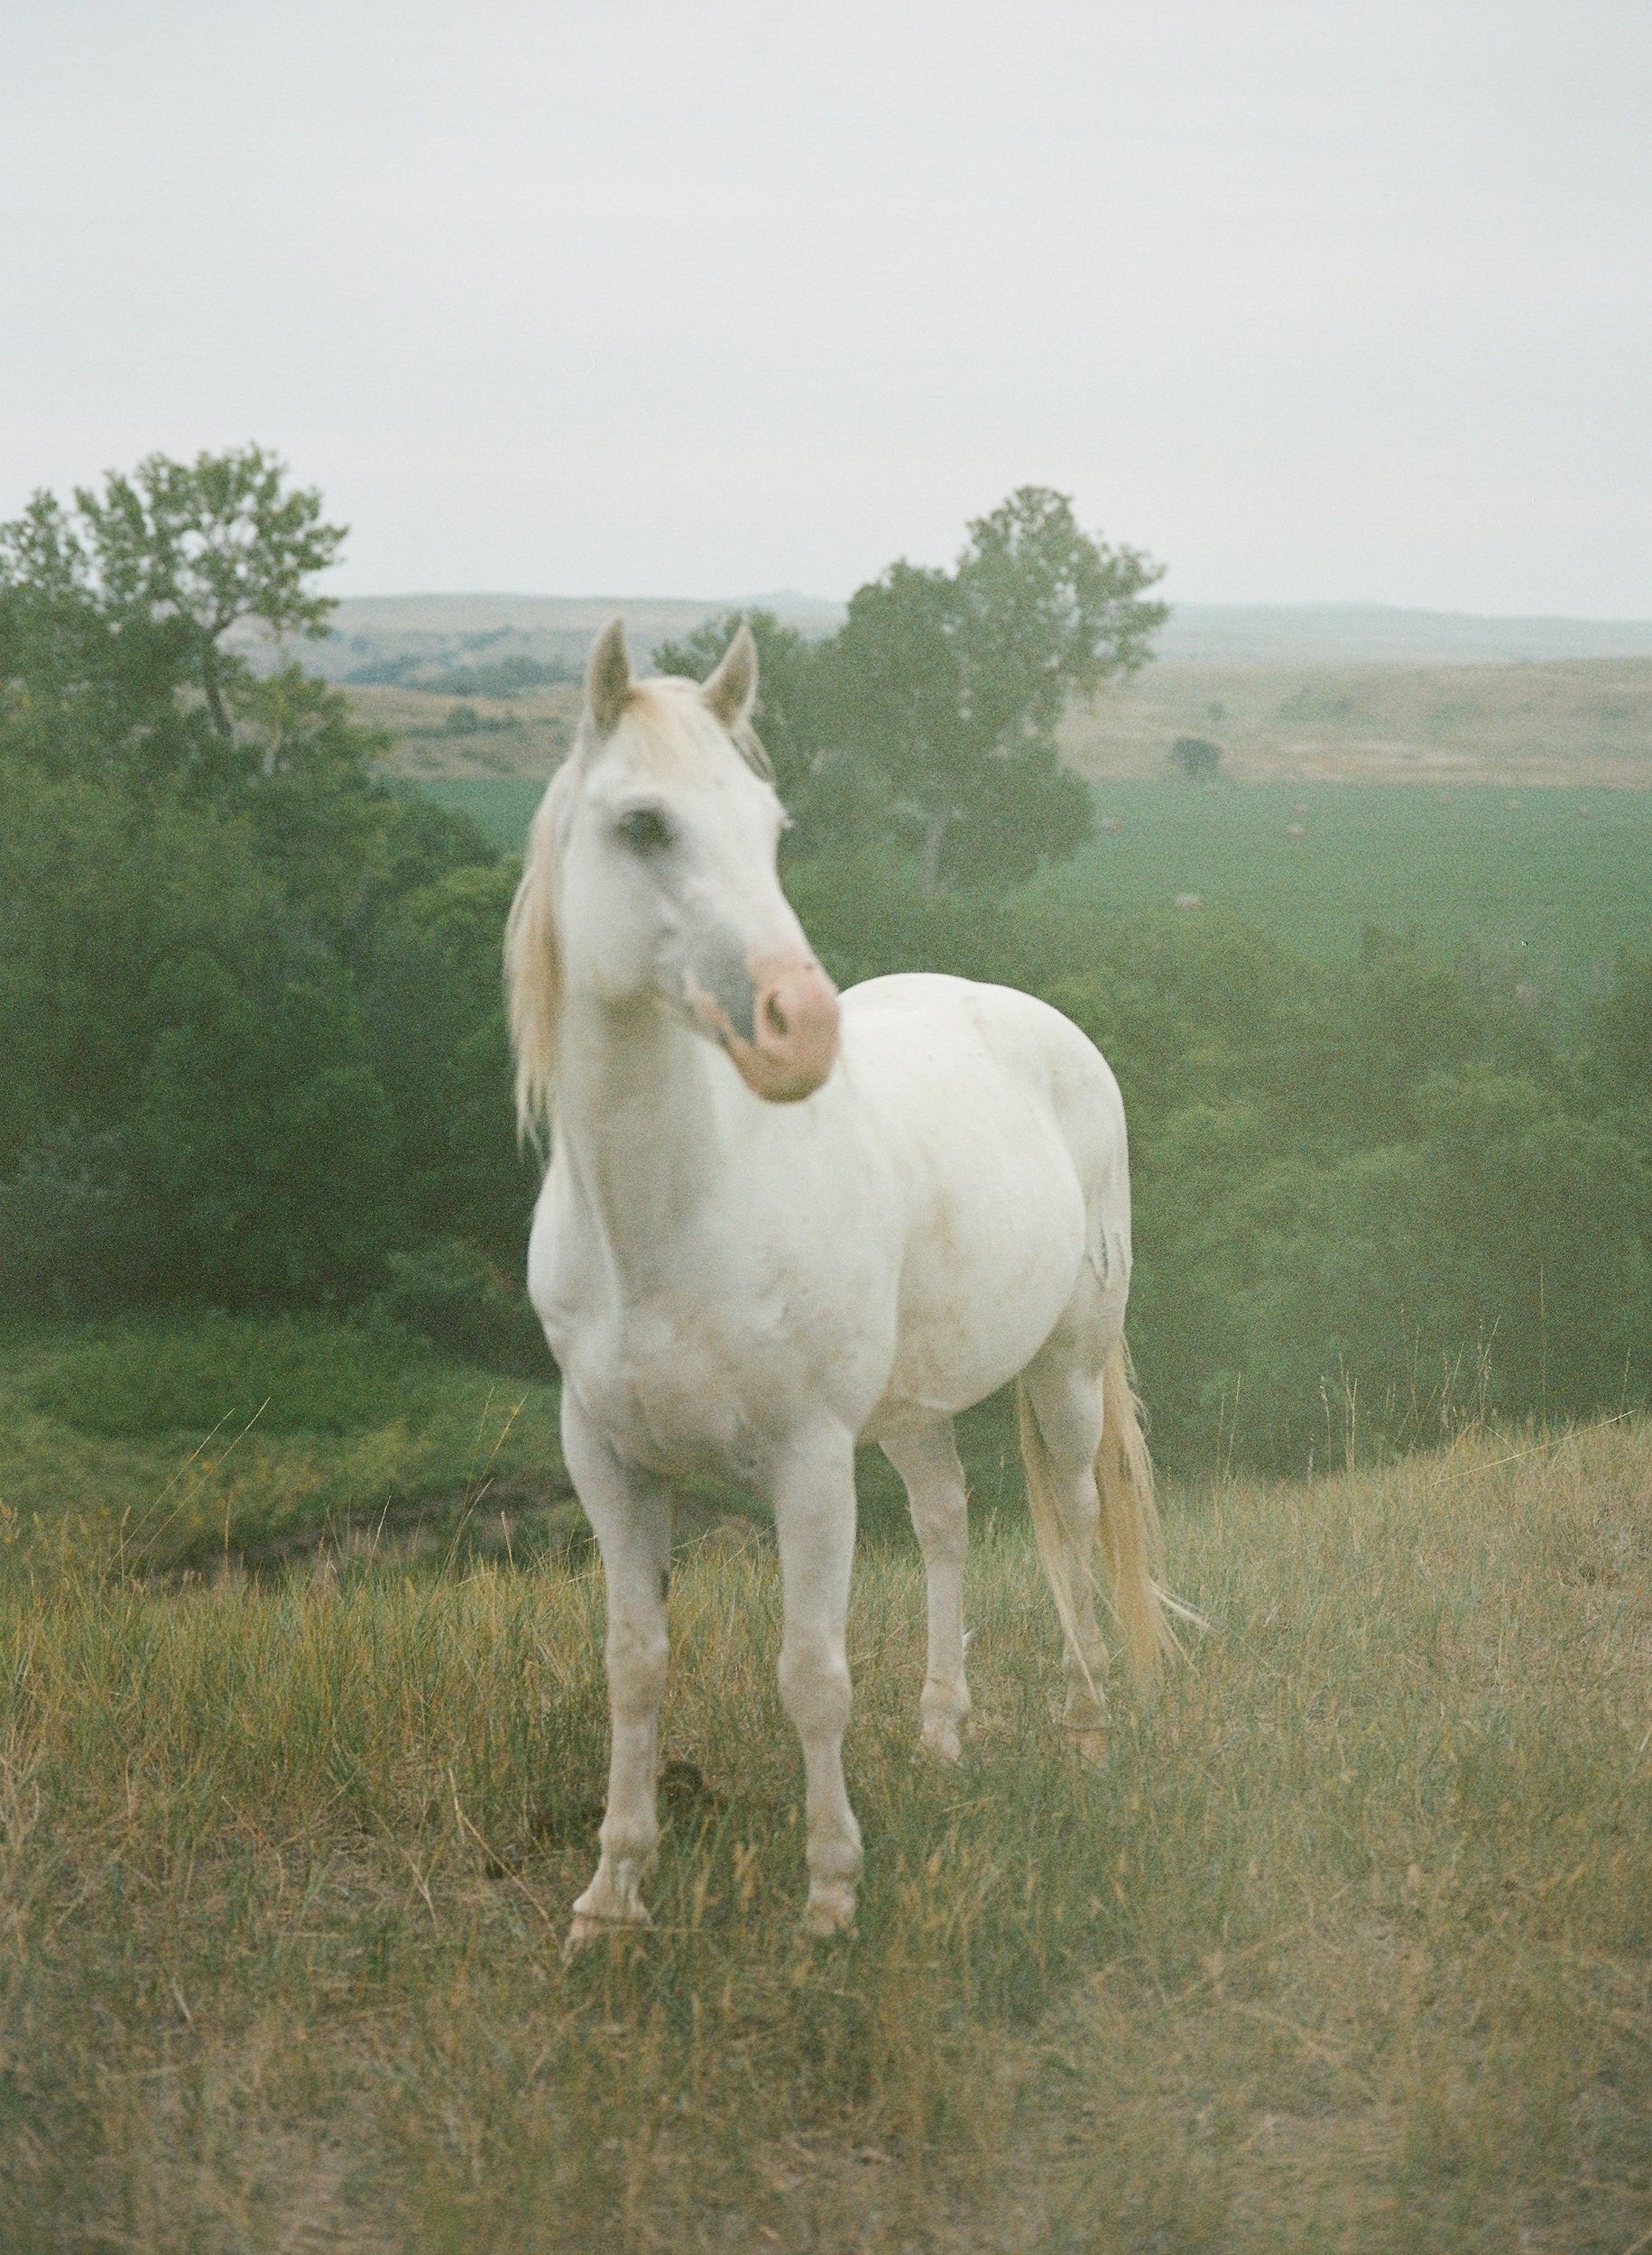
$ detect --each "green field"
[419,778,1652,1011]
[4,1373,1647,2252]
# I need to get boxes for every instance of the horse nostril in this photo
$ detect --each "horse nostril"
[762,992,790,1040]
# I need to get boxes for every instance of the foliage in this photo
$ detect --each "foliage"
[1592,948,1652,1095]
[653,493,1164,889]
[653,607,826,794]
[0,447,1645,1483]
[789,860,1650,1473]
[1169,733,1223,779]
[0,446,345,789]
[0,450,525,1325]
[1,1318,564,1575]
[377,1237,549,1373]
[828,486,1166,889]
[29,1311,441,1438]
[421,653,579,696]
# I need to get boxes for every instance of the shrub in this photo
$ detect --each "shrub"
[0,1125,144,1319]
[377,1238,546,1374]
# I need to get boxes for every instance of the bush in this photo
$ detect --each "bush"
[377,1238,547,1375]
[0,1125,145,1317]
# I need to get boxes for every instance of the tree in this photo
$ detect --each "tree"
[0,446,346,792]
[1169,735,1223,781]
[72,445,344,745]
[828,486,1167,890]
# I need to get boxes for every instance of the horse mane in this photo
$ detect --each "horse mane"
[504,759,574,1146]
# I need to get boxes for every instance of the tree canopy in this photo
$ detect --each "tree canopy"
[830,486,1167,889]
[669,489,1167,892]
[0,445,346,791]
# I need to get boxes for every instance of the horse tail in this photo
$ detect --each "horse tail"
[1096,1339,1180,1684]
[1016,1339,1188,1696]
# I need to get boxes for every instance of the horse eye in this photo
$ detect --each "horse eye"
[616,806,674,855]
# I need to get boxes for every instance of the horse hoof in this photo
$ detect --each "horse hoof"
[561,1908,646,1963]
[561,1914,608,1962]
[920,1723,964,1763]
[1071,1726,1110,1768]
[802,1881,855,1939]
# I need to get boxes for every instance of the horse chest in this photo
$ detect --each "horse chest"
[547,1271,811,1481]
[529,1160,896,1478]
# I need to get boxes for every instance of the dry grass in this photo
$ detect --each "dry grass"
[1,1419,1647,2251]
[345,684,579,781]
[1062,656,1652,788]
[347,657,1652,795]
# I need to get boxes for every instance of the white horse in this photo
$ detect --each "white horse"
[506,618,1180,1947]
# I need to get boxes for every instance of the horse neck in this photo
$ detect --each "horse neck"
[552,992,734,1271]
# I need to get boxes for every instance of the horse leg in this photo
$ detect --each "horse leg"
[771,1424,863,1936]
[1021,1341,1113,1763]
[561,1394,672,1951]
[879,1418,972,1761]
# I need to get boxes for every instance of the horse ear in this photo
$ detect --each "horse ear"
[586,617,632,734]
[702,622,758,732]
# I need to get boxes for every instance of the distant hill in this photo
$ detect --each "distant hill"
[1156,605,1652,665]
[236,592,1652,790]
[235,591,845,688]
[1062,656,1652,790]
[243,593,1652,686]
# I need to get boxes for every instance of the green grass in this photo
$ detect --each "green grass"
[30,1313,460,1439]
[1,1416,1647,2250]
[1032,781,1652,1010]
[416,773,545,854]
[0,1317,568,1575]
[422,777,1652,1012]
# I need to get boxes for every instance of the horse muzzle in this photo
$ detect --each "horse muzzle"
[690,950,841,1102]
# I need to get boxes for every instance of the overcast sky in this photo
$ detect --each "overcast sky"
[4,1,1647,613]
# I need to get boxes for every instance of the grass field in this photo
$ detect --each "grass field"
[0,1317,1002,1577]
[1,1389,1647,2251]
[0,1317,569,1578]
[414,775,1652,1012]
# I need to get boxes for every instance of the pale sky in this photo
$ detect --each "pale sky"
[4,1,1648,613]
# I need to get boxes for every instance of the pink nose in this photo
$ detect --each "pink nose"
[731,954,841,1102]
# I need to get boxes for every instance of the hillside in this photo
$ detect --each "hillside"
[5,1385,1647,2252]
[239,595,1652,695]
[348,656,1652,790]
[1062,654,1652,788]
[1156,602,1652,664]
[239,590,844,689]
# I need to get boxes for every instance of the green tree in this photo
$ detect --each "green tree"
[1169,735,1223,781]
[72,445,344,747]
[829,486,1167,890]
[0,446,346,793]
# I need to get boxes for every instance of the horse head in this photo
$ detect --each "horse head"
[506,617,840,1133]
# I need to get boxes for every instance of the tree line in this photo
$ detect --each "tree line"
[1,448,1647,1474]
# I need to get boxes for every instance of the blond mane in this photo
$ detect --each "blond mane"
[503,759,573,1145]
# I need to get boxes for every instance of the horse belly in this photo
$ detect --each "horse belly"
[875,1090,1087,1423]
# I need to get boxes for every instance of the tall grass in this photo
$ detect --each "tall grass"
[0,1419,1647,2250]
